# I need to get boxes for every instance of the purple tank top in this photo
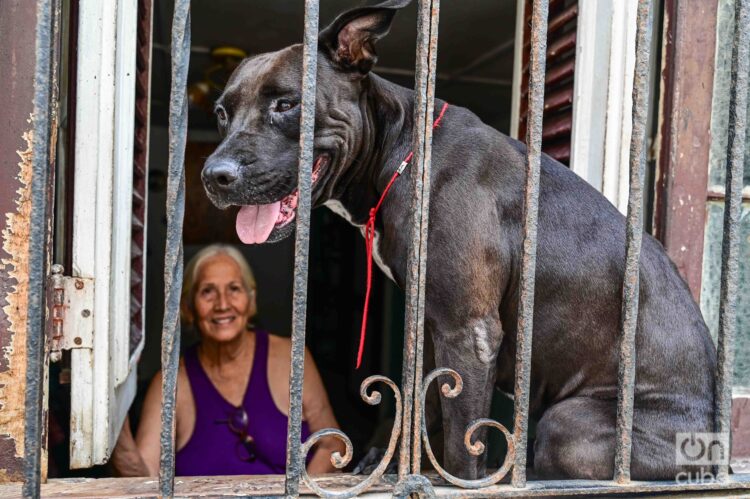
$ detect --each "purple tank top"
[175,330,312,475]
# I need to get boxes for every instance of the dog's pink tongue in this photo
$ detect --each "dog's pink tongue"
[236,202,281,244]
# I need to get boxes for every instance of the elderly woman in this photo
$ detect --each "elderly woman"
[113,244,343,476]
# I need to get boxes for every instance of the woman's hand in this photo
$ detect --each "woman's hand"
[302,349,347,475]
[111,415,151,477]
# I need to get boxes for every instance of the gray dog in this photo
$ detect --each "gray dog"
[201,0,716,480]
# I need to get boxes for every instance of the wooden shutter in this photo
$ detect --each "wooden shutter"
[517,0,578,165]
[130,0,152,360]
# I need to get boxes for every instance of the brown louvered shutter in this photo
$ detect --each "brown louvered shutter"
[518,0,578,165]
[131,0,152,355]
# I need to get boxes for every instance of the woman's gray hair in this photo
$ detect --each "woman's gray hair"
[181,244,257,323]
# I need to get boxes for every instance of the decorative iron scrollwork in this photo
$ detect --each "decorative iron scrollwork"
[420,367,516,489]
[300,375,402,498]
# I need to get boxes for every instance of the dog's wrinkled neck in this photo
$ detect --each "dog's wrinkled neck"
[333,74,415,224]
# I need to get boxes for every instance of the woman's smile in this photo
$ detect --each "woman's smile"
[192,253,256,343]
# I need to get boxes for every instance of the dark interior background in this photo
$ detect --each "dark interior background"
[46,0,519,477]
[140,0,519,473]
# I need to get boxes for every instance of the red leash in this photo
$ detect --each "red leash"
[357,102,449,369]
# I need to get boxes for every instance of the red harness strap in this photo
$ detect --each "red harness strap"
[357,102,449,368]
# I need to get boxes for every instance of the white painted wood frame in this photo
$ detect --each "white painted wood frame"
[509,0,638,211]
[509,0,526,139]
[570,0,613,193]
[70,0,140,468]
[570,0,638,214]
[601,0,638,213]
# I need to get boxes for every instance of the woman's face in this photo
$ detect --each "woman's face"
[192,254,255,343]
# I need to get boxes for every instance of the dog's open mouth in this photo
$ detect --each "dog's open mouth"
[235,154,329,244]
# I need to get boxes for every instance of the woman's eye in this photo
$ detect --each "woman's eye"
[274,99,297,113]
[215,106,228,124]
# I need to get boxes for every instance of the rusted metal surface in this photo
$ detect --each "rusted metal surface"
[4,473,750,498]
[392,475,436,498]
[407,0,441,479]
[21,0,61,495]
[613,0,654,485]
[715,0,749,482]
[0,0,42,484]
[398,0,436,480]
[300,376,401,498]
[511,0,548,489]
[652,0,719,301]
[283,1,319,497]
[420,368,515,488]
[158,0,190,496]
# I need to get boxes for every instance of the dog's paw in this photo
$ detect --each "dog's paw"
[352,447,398,475]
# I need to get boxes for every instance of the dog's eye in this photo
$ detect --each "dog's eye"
[274,99,297,113]
[215,106,228,125]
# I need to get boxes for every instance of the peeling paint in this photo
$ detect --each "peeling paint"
[0,125,34,482]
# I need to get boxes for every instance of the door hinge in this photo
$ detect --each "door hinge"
[48,264,94,362]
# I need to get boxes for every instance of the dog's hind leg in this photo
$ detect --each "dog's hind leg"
[533,397,617,479]
[533,395,710,480]
[428,314,503,480]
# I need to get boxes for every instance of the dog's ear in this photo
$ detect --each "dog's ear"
[319,0,411,75]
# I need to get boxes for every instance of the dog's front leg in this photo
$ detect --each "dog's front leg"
[429,314,503,480]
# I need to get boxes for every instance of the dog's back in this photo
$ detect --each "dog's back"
[423,102,716,479]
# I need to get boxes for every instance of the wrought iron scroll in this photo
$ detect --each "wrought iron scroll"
[511,0,548,488]
[158,0,190,496]
[284,0,319,496]
[613,0,654,484]
[420,369,516,488]
[23,0,61,497]
[300,376,402,499]
[715,0,749,482]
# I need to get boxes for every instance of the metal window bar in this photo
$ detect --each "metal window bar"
[18,0,750,497]
[511,0,549,489]
[716,0,750,483]
[613,0,654,484]
[401,0,441,481]
[22,0,62,497]
[158,0,190,496]
[284,0,319,496]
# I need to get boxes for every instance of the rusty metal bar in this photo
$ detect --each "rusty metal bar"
[158,0,190,496]
[511,0,548,489]
[715,0,749,482]
[613,0,654,485]
[283,0,319,496]
[398,0,436,480]
[23,0,60,496]
[409,0,441,476]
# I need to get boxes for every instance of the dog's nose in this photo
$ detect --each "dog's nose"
[203,161,239,190]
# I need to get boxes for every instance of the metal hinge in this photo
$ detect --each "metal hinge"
[48,264,94,362]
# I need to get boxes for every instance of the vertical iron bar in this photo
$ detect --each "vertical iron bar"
[511,0,548,489]
[283,1,319,496]
[613,0,653,484]
[23,0,59,496]
[158,1,190,496]
[410,0,441,475]
[715,0,749,482]
[399,0,433,479]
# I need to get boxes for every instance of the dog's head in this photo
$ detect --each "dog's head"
[202,0,411,244]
